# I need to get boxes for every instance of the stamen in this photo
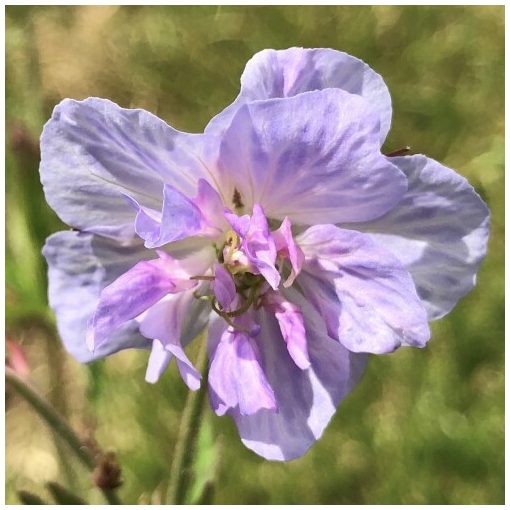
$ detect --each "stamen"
[211,299,253,334]
[189,275,215,281]
[224,284,260,318]
[224,230,239,249]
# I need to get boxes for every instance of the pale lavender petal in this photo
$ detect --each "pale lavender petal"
[207,318,276,417]
[127,179,227,248]
[241,204,280,289]
[226,294,367,461]
[139,292,204,389]
[40,97,220,242]
[212,263,236,311]
[345,155,490,320]
[175,360,202,391]
[194,179,228,233]
[217,89,406,224]
[224,205,280,288]
[146,339,172,384]
[224,209,250,238]
[297,225,430,354]
[263,291,309,370]
[206,47,392,144]
[87,253,196,351]
[272,216,304,287]
[123,194,162,242]
[42,231,151,363]
[160,239,217,277]
[126,184,204,248]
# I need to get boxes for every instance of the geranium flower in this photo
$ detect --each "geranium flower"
[40,48,489,461]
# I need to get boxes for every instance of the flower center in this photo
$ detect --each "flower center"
[192,232,269,334]
[190,202,302,334]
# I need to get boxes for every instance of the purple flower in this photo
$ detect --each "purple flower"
[40,47,489,461]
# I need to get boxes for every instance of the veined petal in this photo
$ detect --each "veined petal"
[348,155,490,320]
[212,263,237,311]
[87,252,197,352]
[125,184,204,248]
[225,204,280,289]
[139,291,207,389]
[207,318,276,417]
[242,204,280,289]
[126,179,227,248]
[194,179,229,233]
[217,89,406,224]
[146,339,173,385]
[272,217,304,287]
[206,47,392,144]
[40,97,220,242]
[229,297,367,461]
[42,231,151,362]
[297,225,430,354]
[263,291,310,369]
[224,210,251,238]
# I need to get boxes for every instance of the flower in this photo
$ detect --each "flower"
[40,47,490,461]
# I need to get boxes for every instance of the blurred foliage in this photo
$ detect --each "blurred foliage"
[5,5,504,505]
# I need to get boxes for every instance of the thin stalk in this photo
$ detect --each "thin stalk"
[6,368,122,505]
[43,329,77,492]
[166,339,209,505]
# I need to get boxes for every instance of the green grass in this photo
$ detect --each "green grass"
[5,5,504,505]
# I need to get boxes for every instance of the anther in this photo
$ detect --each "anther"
[193,291,213,301]
[224,230,239,249]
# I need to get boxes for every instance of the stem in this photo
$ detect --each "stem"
[6,368,122,505]
[166,339,209,505]
[43,327,77,492]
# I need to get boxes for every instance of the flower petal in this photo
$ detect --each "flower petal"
[125,184,204,248]
[207,318,276,416]
[146,339,173,384]
[87,252,197,352]
[125,178,226,248]
[42,231,151,362]
[194,179,229,233]
[212,263,237,311]
[263,291,310,370]
[227,295,367,461]
[139,291,205,389]
[207,47,392,144]
[272,217,304,287]
[242,204,280,289]
[217,89,406,224]
[224,210,251,238]
[224,204,280,289]
[297,225,430,354]
[40,97,220,242]
[349,155,490,320]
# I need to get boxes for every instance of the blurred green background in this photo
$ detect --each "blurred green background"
[5,5,504,505]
